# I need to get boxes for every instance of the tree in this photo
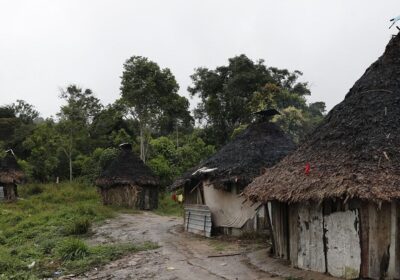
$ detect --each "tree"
[0,106,18,143]
[147,132,215,187]
[0,101,39,158]
[189,54,326,146]
[90,101,135,148]
[189,55,272,147]
[11,99,39,123]
[120,56,193,162]
[57,85,103,181]
[273,107,308,143]
[23,120,60,181]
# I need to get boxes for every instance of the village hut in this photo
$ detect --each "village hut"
[0,150,25,202]
[96,143,159,210]
[170,118,295,237]
[244,34,400,279]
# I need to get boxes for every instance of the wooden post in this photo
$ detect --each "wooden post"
[266,202,276,256]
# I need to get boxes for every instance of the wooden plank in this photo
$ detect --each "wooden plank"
[288,203,299,267]
[359,201,369,278]
[324,209,361,278]
[297,203,325,273]
[396,203,400,279]
[367,203,391,279]
[266,202,276,256]
[271,201,289,259]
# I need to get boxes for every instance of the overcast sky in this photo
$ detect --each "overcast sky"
[0,0,398,118]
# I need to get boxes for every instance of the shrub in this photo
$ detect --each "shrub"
[57,238,89,261]
[40,239,57,255]
[0,233,6,245]
[63,218,91,235]
[24,184,43,196]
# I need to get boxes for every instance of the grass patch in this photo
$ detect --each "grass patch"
[208,239,236,252]
[0,182,155,279]
[153,193,183,217]
[62,241,159,275]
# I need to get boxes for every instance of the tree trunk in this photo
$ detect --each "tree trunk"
[140,126,145,163]
[69,154,73,182]
[69,133,73,182]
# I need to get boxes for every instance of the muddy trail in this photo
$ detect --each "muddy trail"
[64,212,337,280]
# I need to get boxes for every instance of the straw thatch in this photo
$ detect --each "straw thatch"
[0,151,25,185]
[96,145,158,189]
[244,34,400,204]
[170,121,295,191]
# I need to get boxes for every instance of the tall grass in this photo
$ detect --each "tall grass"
[153,193,183,217]
[0,182,156,279]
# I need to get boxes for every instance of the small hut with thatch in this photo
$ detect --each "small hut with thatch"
[96,143,159,210]
[244,34,400,279]
[171,118,295,236]
[0,150,25,202]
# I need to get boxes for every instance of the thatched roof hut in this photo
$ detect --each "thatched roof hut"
[171,121,296,191]
[96,144,159,209]
[245,34,400,204]
[171,121,295,236]
[0,150,25,202]
[243,34,400,279]
[0,151,25,185]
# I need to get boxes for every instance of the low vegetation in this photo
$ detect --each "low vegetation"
[0,182,157,279]
[154,193,183,217]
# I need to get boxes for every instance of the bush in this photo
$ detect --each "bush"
[63,218,91,235]
[40,239,56,255]
[153,193,183,217]
[24,184,44,196]
[57,238,89,261]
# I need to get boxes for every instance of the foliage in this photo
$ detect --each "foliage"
[1,54,324,184]
[78,147,118,183]
[189,55,325,146]
[147,133,215,186]
[23,120,60,181]
[63,218,91,235]
[11,100,40,123]
[0,182,155,278]
[120,56,193,161]
[0,102,37,158]
[57,238,89,261]
[23,184,43,196]
[153,193,183,217]
[57,85,103,181]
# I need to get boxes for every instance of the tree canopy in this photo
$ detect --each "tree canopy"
[189,54,325,146]
[0,54,326,187]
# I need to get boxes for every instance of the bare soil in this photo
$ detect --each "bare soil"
[65,212,337,280]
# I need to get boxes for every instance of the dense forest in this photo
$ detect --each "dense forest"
[0,54,326,188]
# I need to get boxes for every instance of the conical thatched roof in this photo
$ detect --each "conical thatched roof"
[0,151,25,184]
[170,121,295,191]
[96,145,158,188]
[244,34,400,204]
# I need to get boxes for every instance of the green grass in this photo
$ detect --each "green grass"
[153,193,183,217]
[0,182,157,279]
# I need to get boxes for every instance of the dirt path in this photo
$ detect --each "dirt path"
[67,212,275,279]
[69,212,337,280]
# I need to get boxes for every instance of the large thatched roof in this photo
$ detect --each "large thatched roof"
[244,34,400,204]
[96,145,158,188]
[170,121,295,191]
[0,151,25,184]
